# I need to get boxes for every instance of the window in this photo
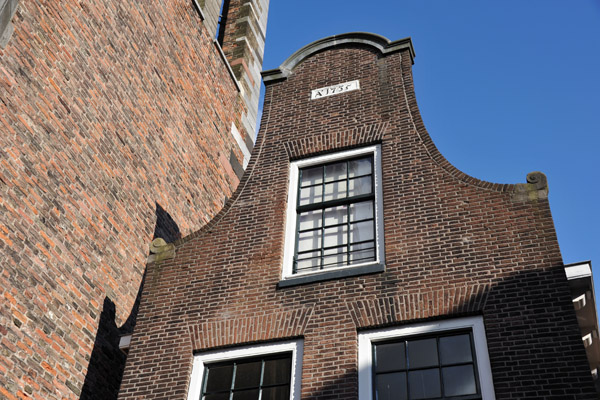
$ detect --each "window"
[358,317,496,400]
[281,146,385,286]
[187,340,303,400]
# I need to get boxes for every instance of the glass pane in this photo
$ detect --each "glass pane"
[300,166,322,187]
[350,201,373,222]
[439,334,472,365]
[299,185,322,206]
[233,360,262,389]
[323,225,347,248]
[348,176,371,197]
[323,205,347,227]
[323,181,347,202]
[408,369,441,399]
[297,230,321,252]
[376,372,407,400]
[296,257,320,272]
[324,162,346,182]
[205,365,234,392]
[375,342,406,373]
[350,221,374,243]
[263,357,292,385]
[299,210,322,231]
[442,365,477,397]
[204,393,231,400]
[348,158,372,177]
[350,248,375,263]
[407,339,438,369]
[232,389,259,400]
[261,386,290,400]
[323,253,346,268]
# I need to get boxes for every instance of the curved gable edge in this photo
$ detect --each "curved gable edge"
[261,32,415,83]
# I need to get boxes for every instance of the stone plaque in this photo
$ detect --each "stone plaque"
[311,80,360,100]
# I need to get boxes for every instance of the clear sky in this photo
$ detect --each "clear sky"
[259,1,600,283]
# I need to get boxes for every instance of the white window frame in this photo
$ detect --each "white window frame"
[187,340,303,400]
[281,145,385,283]
[358,316,496,400]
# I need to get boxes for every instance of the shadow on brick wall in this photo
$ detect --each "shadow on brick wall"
[79,203,181,399]
[153,202,182,243]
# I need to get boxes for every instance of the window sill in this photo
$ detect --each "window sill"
[278,263,385,288]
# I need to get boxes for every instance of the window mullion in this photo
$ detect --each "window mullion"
[230,363,237,400]
[320,166,325,270]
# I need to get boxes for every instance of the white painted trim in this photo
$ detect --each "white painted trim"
[230,122,251,168]
[358,316,496,400]
[281,145,385,281]
[118,334,132,351]
[187,340,303,400]
[310,80,360,100]
[565,262,592,280]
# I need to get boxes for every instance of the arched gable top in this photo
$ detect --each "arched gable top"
[261,32,415,83]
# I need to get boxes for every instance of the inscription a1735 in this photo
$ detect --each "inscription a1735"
[311,80,360,100]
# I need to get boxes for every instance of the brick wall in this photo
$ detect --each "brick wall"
[120,34,596,398]
[0,0,268,399]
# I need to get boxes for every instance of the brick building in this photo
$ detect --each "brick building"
[118,32,598,399]
[0,0,268,398]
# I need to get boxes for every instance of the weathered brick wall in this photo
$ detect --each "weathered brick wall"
[0,0,269,399]
[119,36,597,398]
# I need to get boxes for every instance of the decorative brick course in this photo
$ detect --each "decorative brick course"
[119,34,596,399]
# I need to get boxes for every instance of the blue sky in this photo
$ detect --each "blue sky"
[259,1,600,281]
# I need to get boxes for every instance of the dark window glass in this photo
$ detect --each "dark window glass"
[407,339,438,369]
[261,386,290,400]
[376,372,408,400]
[441,365,477,396]
[263,357,292,386]
[439,334,472,365]
[294,155,375,273]
[233,360,262,389]
[373,331,481,400]
[205,365,233,392]
[408,369,441,399]
[202,353,292,400]
[375,342,406,373]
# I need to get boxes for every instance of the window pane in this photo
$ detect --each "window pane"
[376,372,407,400]
[350,221,374,243]
[233,360,262,389]
[348,176,371,197]
[442,365,477,397]
[407,339,438,369]
[204,393,230,400]
[263,358,292,386]
[298,230,321,252]
[205,365,234,392]
[323,253,346,268]
[232,389,259,400]
[375,342,406,373]
[348,158,372,177]
[408,369,441,399]
[350,248,375,263]
[261,386,289,400]
[299,185,322,206]
[349,201,373,222]
[439,334,472,365]
[323,225,347,248]
[323,181,347,202]
[299,210,322,231]
[296,257,320,272]
[324,162,346,182]
[300,166,322,187]
[323,205,347,227]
